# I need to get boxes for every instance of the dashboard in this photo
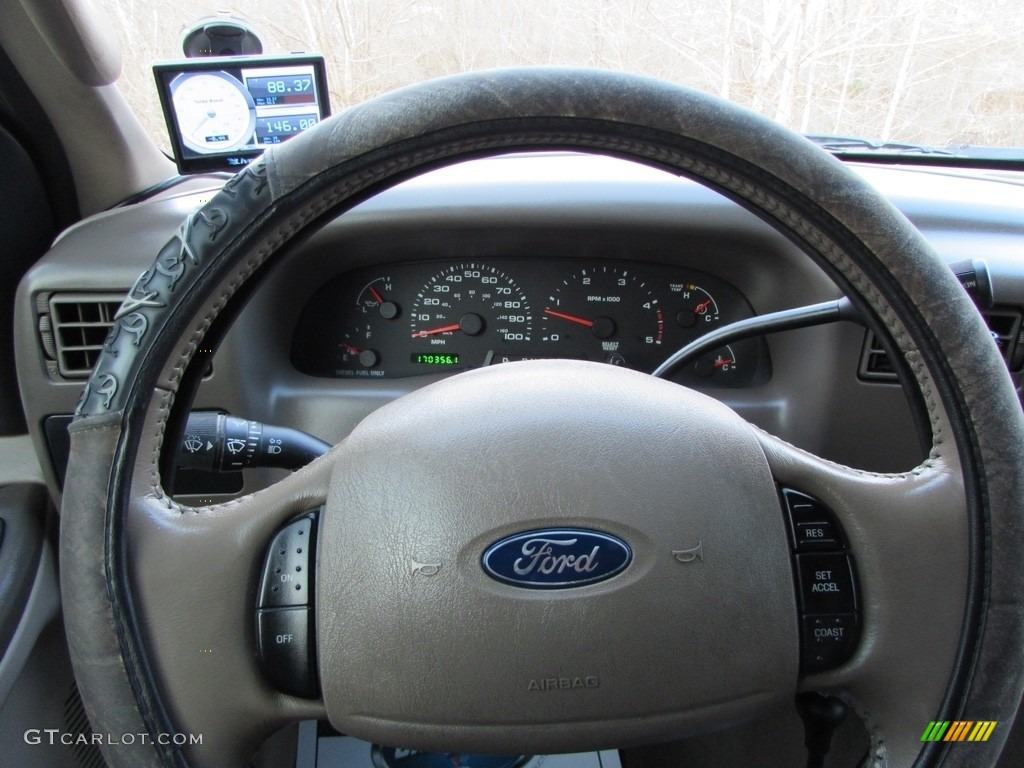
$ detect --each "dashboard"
[14,152,1024,502]
[292,259,768,386]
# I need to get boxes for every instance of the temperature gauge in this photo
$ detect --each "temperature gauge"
[692,344,739,381]
[672,283,720,328]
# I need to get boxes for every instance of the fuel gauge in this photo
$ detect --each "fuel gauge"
[336,324,382,374]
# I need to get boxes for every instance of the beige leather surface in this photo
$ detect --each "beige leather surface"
[320,360,798,752]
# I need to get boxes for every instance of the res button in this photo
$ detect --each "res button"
[782,489,845,551]
[795,521,839,550]
[796,553,857,614]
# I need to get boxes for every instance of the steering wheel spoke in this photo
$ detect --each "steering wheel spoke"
[120,401,332,763]
[759,431,968,764]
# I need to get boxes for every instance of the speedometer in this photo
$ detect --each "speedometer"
[409,264,533,366]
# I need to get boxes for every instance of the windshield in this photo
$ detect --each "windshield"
[98,0,1024,157]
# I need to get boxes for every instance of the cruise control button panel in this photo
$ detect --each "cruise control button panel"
[256,510,320,698]
[780,488,861,673]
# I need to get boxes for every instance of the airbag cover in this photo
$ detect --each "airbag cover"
[319,360,797,753]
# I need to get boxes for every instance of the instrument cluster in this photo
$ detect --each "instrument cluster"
[291,259,770,387]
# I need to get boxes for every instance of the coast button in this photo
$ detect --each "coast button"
[801,614,859,673]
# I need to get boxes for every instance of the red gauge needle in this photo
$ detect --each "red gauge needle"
[544,308,594,327]
[694,299,712,314]
[368,285,384,303]
[413,323,462,338]
[713,358,734,368]
[340,343,360,354]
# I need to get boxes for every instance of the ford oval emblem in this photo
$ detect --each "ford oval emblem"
[482,528,632,589]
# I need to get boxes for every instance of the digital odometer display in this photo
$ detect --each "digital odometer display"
[411,353,461,366]
[154,54,330,174]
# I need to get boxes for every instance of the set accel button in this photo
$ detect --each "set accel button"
[796,553,857,614]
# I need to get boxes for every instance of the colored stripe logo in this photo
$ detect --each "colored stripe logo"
[921,721,997,742]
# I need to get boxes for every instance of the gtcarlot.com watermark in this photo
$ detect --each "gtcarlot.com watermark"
[25,729,202,747]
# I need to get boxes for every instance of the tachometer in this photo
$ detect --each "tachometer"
[541,266,663,368]
[410,264,532,348]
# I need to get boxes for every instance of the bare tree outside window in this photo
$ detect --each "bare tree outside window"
[96,0,1024,153]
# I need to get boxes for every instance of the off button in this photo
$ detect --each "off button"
[796,553,857,614]
[257,607,317,698]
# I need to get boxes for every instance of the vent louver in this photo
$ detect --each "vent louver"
[860,308,1022,381]
[39,293,124,379]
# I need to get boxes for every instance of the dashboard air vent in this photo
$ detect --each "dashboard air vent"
[40,293,124,379]
[859,307,1023,381]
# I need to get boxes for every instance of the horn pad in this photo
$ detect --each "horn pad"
[318,360,798,753]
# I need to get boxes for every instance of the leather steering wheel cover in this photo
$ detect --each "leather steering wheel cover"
[60,69,1024,767]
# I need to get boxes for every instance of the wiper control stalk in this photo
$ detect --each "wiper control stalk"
[177,411,330,473]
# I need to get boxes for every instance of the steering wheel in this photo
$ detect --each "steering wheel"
[61,69,1024,768]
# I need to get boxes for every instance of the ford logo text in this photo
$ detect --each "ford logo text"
[482,528,632,589]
